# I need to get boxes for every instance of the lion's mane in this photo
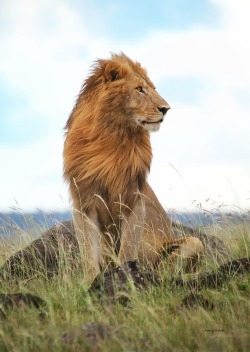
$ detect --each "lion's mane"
[63,54,152,219]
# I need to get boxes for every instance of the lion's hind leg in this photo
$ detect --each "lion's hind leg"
[165,237,204,275]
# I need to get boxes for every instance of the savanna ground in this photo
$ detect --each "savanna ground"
[0,213,249,352]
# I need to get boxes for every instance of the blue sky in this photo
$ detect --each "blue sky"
[0,0,249,212]
[72,0,220,39]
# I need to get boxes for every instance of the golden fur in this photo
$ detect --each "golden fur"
[64,53,203,285]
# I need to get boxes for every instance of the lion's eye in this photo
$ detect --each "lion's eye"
[136,86,145,94]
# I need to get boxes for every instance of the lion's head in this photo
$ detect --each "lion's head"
[66,53,170,133]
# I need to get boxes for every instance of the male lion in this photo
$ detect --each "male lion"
[64,53,203,286]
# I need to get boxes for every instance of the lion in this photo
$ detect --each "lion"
[63,53,204,286]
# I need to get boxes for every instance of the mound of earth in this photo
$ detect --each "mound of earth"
[171,257,250,290]
[0,220,229,280]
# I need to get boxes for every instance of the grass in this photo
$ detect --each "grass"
[0,217,249,352]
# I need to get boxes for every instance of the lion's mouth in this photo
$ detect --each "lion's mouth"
[141,118,163,125]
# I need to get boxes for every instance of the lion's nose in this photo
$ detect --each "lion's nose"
[158,105,170,116]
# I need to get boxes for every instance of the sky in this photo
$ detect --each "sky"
[0,0,249,214]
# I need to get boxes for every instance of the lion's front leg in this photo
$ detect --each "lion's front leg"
[73,208,101,286]
[118,196,146,263]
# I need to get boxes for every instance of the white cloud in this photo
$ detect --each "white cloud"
[149,162,250,212]
[0,0,249,212]
[147,97,250,212]
[0,133,69,211]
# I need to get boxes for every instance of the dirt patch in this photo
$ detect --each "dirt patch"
[182,292,214,310]
[0,293,46,319]
[61,321,109,347]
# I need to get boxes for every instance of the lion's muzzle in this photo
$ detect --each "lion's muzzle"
[158,105,170,116]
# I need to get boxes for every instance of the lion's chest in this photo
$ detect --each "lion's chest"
[99,143,148,197]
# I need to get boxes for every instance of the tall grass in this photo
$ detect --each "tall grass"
[0,214,249,352]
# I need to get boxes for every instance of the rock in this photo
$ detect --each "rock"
[89,260,160,304]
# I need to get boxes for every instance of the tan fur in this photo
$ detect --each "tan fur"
[63,53,203,285]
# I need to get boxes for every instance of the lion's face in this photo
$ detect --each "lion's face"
[66,54,170,134]
[125,76,170,132]
[100,56,170,133]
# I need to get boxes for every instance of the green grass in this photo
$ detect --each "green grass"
[0,220,249,352]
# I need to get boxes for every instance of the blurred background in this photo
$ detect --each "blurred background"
[0,0,249,220]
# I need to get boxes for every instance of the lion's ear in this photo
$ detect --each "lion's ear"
[104,64,120,82]
[110,69,119,81]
